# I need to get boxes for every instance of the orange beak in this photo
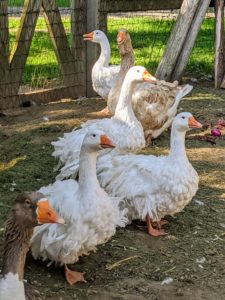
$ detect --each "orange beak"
[100,135,115,149]
[188,117,202,129]
[83,32,94,41]
[142,70,157,83]
[117,31,125,45]
[37,199,65,225]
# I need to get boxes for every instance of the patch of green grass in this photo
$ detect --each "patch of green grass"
[8,0,70,7]
[8,15,214,88]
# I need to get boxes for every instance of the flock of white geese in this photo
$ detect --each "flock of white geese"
[0,29,203,299]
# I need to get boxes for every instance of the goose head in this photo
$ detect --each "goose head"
[83,30,107,44]
[125,66,156,84]
[117,28,133,55]
[82,131,116,152]
[12,192,65,227]
[172,112,202,132]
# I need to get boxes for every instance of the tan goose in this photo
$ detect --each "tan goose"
[0,192,64,300]
[107,29,193,145]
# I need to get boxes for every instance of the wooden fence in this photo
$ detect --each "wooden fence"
[0,0,221,109]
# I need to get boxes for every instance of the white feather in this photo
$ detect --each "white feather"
[0,273,25,300]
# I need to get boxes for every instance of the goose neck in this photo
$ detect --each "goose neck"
[97,39,111,67]
[114,79,137,123]
[78,147,100,192]
[1,215,32,281]
[169,127,188,161]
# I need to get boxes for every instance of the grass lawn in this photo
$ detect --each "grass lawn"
[8,15,214,88]
[8,0,70,7]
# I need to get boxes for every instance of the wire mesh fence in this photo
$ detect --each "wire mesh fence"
[6,2,215,94]
[107,9,214,80]
[8,0,72,92]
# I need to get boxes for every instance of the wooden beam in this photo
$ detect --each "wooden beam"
[42,0,78,89]
[214,0,225,88]
[155,0,201,81]
[86,0,99,97]
[171,0,211,81]
[9,0,42,95]
[71,0,87,96]
[0,86,79,110]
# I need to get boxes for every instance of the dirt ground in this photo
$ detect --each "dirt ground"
[0,81,225,300]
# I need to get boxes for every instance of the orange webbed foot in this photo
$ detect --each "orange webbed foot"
[65,265,86,285]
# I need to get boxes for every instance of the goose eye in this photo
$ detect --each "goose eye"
[182,116,185,119]
[96,32,99,35]
[92,134,96,137]
[137,70,140,73]
[25,199,31,207]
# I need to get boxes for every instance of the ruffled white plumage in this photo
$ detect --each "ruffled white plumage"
[52,66,148,180]
[31,133,128,267]
[97,112,199,223]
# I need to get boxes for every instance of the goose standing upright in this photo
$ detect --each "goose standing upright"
[83,30,120,101]
[107,29,193,145]
[31,132,128,285]
[52,66,156,180]
[97,112,202,236]
[0,192,64,300]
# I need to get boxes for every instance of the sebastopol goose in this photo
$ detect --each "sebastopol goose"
[31,132,128,285]
[0,192,64,300]
[107,29,193,145]
[52,66,156,180]
[97,112,202,236]
[83,30,120,101]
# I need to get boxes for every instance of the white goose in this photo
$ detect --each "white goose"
[31,132,128,285]
[83,30,120,100]
[52,66,156,180]
[97,112,202,236]
[0,192,64,300]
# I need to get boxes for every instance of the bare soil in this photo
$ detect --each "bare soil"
[0,81,225,300]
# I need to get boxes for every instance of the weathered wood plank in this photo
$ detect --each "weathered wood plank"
[9,0,42,95]
[71,0,87,96]
[42,0,78,89]
[86,0,99,97]
[171,0,211,81]
[155,0,201,81]
[0,0,9,97]
[214,0,225,88]
[0,86,80,110]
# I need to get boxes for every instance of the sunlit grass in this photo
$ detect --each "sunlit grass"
[8,0,70,7]
[8,15,214,88]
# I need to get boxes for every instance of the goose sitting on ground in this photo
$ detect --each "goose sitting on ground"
[31,132,128,285]
[107,29,193,145]
[0,192,64,300]
[83,30,120,103]
[97,112,202,236]
[52,66,156,180]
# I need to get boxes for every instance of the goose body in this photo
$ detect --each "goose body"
[83,30,120,99]
[107,29,193,143]
[31,132,127,284]
[0,193,63,300]
[52,66,156,180]
[97,113,201,236]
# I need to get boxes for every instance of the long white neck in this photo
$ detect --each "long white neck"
[168,126,188,162]
[114,78,137,124]
[96,39,111,67]
[78,147,100,193]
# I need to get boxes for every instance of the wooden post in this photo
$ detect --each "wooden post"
[86,0,99,97]
[215,0,225,88]
[71,0,87,96]
[0,0,9,98]
[156,0,201,81]
[171,0,211,81]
